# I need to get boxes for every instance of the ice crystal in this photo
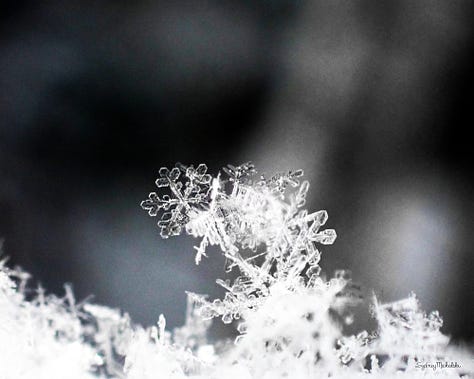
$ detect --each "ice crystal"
[1,163,472,378]
[0,260,101,379]
[140,164,212,238]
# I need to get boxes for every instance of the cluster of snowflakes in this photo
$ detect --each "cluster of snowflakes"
[1,163,472,378]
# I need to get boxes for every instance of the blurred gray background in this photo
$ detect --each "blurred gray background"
[1,1,473,341]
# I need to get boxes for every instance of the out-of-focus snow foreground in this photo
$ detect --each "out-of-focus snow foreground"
[0,163,472,379]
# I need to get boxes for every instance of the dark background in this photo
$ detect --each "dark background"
[1,1,473,341]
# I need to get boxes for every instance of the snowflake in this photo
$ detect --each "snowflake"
[140,163,212,238]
